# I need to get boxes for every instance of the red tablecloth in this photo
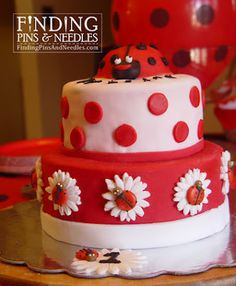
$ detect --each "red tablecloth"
[0,138,60,209]
[0,176,30,209]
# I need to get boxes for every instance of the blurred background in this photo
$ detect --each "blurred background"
[0,0,113,144]
[0,0,236,144]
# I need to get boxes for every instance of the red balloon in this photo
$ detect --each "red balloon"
[111,0,236,87]
[166,45,236,88]
[112,0,236,49]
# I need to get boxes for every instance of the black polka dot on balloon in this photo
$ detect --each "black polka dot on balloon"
[150,8,169,28]
[173,50,191,67]
[214,46,228,62]
[196,5,214,25]
[113,12,120,31]
[99,60,105,69]
[0,194,8,202]
[161,57,169,66]
[148,57,156,65]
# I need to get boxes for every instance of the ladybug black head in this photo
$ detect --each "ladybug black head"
[110,46,141,80]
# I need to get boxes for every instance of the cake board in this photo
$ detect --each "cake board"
[0,190,236,280]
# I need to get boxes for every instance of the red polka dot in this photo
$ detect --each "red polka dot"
[61,96,69,119]
[173,121,189,143]
[202,89,206,109]
[84,101,103,124]
[189,86,200,108]
[198,119,204,139]
[60,121,64,142]
[114,124,137,147]
[148,93,168,115]
[70,127,86,150]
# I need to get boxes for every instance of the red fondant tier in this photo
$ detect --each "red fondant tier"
[42,141,224,224]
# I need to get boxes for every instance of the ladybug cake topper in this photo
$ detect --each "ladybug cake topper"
[96,43,172,80]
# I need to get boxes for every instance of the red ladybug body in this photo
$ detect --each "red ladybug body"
[186,181,205,205]
[52,183,68,206]
[229,169,234,185]
[96,44,171,80]
[76,249,99,261]
[115,190,137,211]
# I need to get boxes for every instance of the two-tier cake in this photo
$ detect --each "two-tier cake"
[34,44,231,249]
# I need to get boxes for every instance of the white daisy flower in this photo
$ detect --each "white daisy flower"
[71,248,147,275]
[34,158,44,202]
[220,150,231,194]
[102,172,150,222]
[45,170,81,216]
[173,168,211,216]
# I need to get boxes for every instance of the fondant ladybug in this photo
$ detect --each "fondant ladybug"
[113,187,137,211]
[186,180,205,205]
[52,183,68,206]
[96,44,171,80]
[76,248,99,261]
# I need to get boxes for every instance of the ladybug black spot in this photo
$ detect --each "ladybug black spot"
[150,43,158,50]
[214,46,228,62]
[148,57,156,65]
[150,8,169,28]
[173,50,191,67]
[196,5,214,25]
[113,12,120,31]
[110,54,119,64]
[136,43,147,50]
[161,57,169,66]
[99,60,105,69]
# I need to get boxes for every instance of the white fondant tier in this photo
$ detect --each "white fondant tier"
[41,196,229,249]
[62,75,203,154]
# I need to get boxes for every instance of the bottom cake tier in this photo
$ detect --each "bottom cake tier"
[40,141,230,249]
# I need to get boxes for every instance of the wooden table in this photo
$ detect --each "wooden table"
[1,261,236,285]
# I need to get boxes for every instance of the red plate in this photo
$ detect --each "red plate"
[0,138,60,175]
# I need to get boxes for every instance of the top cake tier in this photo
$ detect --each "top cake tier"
[60,45,204,161]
